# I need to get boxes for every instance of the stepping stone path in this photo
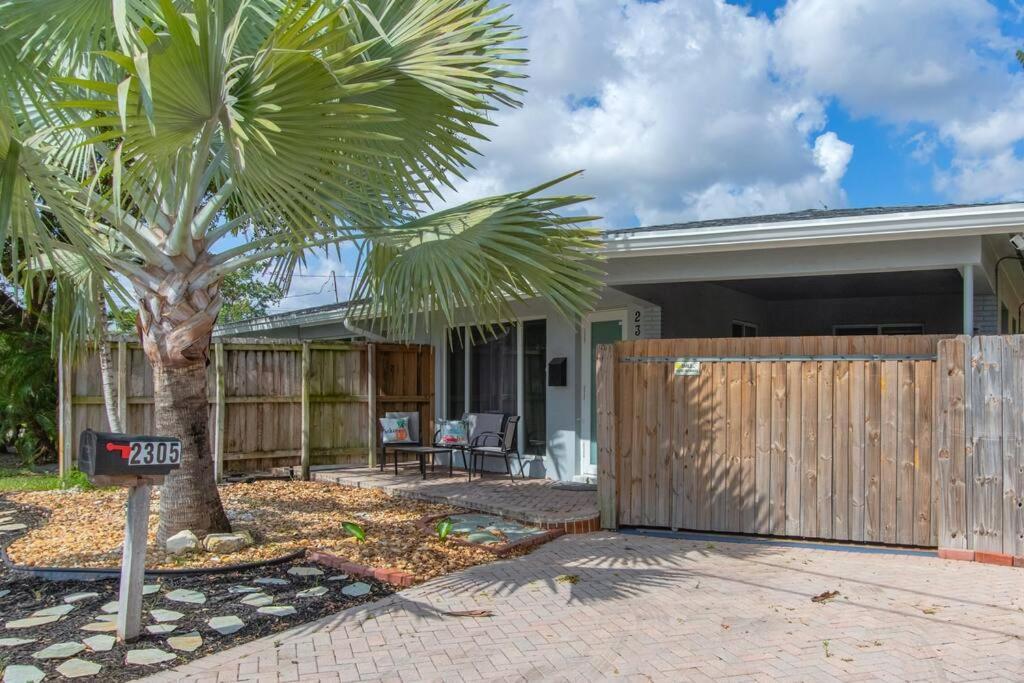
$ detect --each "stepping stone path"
[0,523,27,532]
[126,648,176,665]
[165,589,206,604]
[296,586,328,598]
[0,638,36,647]
[227,585,260,594]
[208,615,244,635]
[99,601,119,614]
[94,614,117,623]
[146,624,177,635]
[149,609,183,623]
[342,582,371,597]
[32,604,75,618]
[287,566,323,578]
[143,584,162,595]
[167,631,203,653]
[55,659,102,679]
[0,589,10,598]
[80,621,118,633]
[62,592,99,604]
[6,615,60,629]
[326,574,349,581]
[257,605,296,617]
[82,635,115,652]
[32,642,84,659]
[239,593,273,607]
[2,665,44,683]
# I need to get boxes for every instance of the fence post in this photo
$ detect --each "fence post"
[596,344,618,529]
[367,343,377,468]
[57,346,73,477]
[213,342,225,483]
[301,342,311,481]
[116,341,128,431]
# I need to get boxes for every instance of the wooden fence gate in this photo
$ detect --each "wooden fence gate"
[58,338,433,478]
[597,335,951,545]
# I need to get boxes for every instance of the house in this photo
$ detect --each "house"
[217,202,1024,482]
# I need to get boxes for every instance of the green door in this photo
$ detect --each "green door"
[589,319,623,466]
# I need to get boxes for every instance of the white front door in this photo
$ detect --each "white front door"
[580,310,626,478]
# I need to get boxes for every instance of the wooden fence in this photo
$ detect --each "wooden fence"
[936,336,1024,555]
[597,335,952,545]
[58,338,433,478]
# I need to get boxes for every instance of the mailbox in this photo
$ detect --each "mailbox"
[79,429,182,486]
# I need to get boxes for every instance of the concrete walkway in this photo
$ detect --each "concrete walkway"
[140,533,1024,682]
[314,467,600,531]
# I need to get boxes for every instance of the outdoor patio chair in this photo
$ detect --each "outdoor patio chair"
[469,415,522,481]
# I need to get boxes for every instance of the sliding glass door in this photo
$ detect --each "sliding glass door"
[446,320,546,456]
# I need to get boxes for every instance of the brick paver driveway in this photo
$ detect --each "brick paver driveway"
[141,532,1024,682]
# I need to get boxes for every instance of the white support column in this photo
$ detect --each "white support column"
[963,264,974,335]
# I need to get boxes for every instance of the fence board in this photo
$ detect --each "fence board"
[972,336,1003,551]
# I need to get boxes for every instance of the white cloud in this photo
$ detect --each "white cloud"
[440,0,852,226]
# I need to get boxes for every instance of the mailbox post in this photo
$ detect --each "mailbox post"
[79,430,182,642]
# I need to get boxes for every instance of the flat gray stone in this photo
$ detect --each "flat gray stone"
[165,589,206,605]
[286,566,323,578]
[6,615,60,629]
[94,614,117,623]
[82,635,115,652]
[296,586,328,598]
[149,609,183,623]
[207,615,244,635]
[239,593,273,607]
[31,602,74,618]
[167,631,203,653]
[125,648,176,665]
[253,577,289,586]
[0,589,11,598]
[257,605,296,617]
[2,665,44,683]
[342,582,371,597]
[32,604,75,618]
[56,658,102,679]
[466,531,502,545]
[146,624,177,635]
[62,592,99,604]
[32,641,85,659]
[326,574,350,581]
[80,621,118,633]
[143,584,161,595]
[0,638,36,647]
[0,523,27,531]
[227,585,260,594]
[99,601,119,614]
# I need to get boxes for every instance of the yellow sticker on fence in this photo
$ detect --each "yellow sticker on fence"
[674,361,701,376]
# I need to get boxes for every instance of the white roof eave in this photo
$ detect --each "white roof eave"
[602,203,1024,257]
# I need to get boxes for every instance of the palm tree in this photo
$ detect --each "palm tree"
[0,0,602,543]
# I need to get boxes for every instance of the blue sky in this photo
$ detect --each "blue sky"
[273,0,1024,311]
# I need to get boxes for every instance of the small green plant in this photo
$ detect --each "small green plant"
[435,518,453,542]
[555,574,580,585]
[342,521,366,543]
[823,640,832,658]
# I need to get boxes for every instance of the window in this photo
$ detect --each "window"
[834,323,924,336]
[731,320,758,338]
[446,320,547,456]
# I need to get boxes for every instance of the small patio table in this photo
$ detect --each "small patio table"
[384,445,454,479]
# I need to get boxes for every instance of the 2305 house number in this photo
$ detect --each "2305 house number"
[128,441,182,466]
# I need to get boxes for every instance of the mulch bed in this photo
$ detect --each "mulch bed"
[4,480,500,582]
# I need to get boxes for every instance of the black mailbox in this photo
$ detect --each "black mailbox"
[79,429,182,486]
[548,357,567,387]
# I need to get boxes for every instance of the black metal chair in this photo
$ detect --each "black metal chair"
[469,415,522,481]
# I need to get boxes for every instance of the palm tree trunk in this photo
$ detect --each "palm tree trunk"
[153,358,231,543]
[96,297,122,433]
[135,271,230,544]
